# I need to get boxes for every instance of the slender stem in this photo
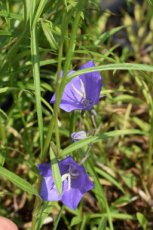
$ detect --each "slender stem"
[0,116,6,166]
[31,1,85,229]
[30,1,44,229]
[69,111,75,135]
[42,12,68,157]
[43,1,85,159]
[54,11,68,153]
[31,26,44,154]
[54,1,85,116]
[53,205,64,230]
[148,117,153,173]
[52,1,84,153]
[6,0,10,30]
[31,180,42,229]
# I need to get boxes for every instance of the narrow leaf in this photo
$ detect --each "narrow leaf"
[61,129,147,157]
[68,63,153,83]
[0,166,39,196]
[49,144,62,194]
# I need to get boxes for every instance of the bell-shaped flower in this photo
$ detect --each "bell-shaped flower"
[38,156,94,210]
[50,61,102,112]
[71,131,87,142]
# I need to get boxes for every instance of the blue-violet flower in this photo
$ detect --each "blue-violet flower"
[50,61,102,112]
[38,156,94,210]
[71,131,87,142]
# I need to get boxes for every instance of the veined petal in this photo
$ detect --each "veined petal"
[40,177,62,201]
[79,61,102,106]
[71,166,94,194]
[38,163,52,177]
[62,188,83,210]
[38,156,94,210]
[50,61,102,112]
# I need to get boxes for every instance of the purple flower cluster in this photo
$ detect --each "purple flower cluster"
[38,61,102,209]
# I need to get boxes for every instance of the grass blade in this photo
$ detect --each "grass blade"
[0,166,39,196]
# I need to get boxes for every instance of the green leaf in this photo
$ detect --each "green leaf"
[90,212,133,220]
[41,20,57,50]
[35,201,52,230]
[94,25,125,45]
[0,109,8,120]
[31,0,47,28]
[95,167,124,193]
[0,10,22,20]
[0,31,11,36]
[68,63,153,83]
[112,94,142,104]
[0,87,17,94]
[112,195,131,207]
[49,143,62,195]
[122,173,137,189]
[136,212,148,230]
[61,136,97,156]
[31,23,44,154]
[0,166,39,196]
[61,129,147,157]
[71,216,81,226]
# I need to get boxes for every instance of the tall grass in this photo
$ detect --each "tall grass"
[0,0,153,229]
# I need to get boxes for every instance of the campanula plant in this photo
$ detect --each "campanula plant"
[2,0,153,229]
[50,61,102,112]
[38,156,94,210]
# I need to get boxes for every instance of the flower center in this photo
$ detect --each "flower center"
[80,98,93,107]
[51,166,80,191]
[71,79,93,107]
[69,165,80,178]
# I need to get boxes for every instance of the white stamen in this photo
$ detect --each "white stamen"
[61,173,71,190]
[79,79,86,99]
[72,84,84,97]
[52,167,79,191]
[72,79,86,100]
[52,173,71,190]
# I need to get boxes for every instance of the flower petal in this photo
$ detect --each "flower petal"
[71,165,94,194]
[40,177,62,201]
[59,76,85,112]
[79,61,102,106]
[50,61,102,112]
[38,160,69,177]
[62,188,83,210]
[71,130,87,142]
[79,60,95,69]
[50,71,83,112]
[38,163,52,177]
[38,156,94,210]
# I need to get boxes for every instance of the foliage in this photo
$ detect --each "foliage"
[0,0,153,229]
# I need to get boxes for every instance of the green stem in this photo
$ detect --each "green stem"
[31,16,44,157]
[43,1,85,159]
[30,1,44,229]
[148,117,153,173]
[53,205,64,230]
[53,11,68,153]
[69,111,75,135]
[31,1,85,229]
[52,1,84,153]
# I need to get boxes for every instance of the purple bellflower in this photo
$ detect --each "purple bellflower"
[71,131,87,142]
[50,61,102,112]
[38,156,94,210]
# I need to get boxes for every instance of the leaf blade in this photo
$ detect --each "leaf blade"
[0,166,39,196]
